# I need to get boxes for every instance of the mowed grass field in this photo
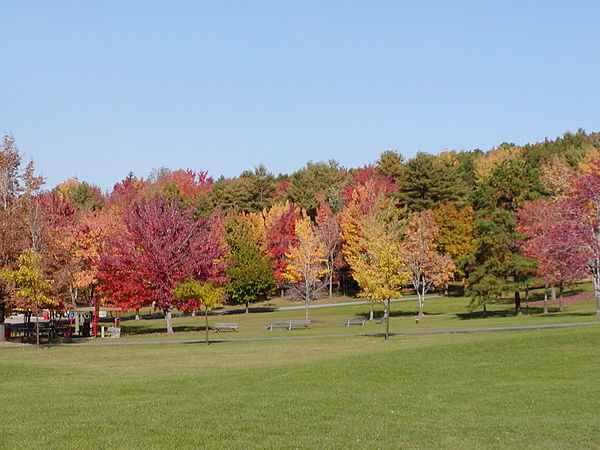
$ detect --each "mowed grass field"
[1,325,600,448]
[111,285,600,342]
[2,286,599,449]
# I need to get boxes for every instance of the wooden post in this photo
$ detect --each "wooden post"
[92,296,99,338]
[204,307,209,345]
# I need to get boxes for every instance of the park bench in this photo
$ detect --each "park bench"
[214,323,238,332]
[107,326,121,338]
[267,320,311,331]
[345,318,366,326]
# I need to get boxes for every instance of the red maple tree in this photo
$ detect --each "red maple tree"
[98,195,228,333]
[265,203,302,282]
[518,198,588,312]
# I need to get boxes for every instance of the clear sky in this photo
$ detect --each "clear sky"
[2,1,599,191]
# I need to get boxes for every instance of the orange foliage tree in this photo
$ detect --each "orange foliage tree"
[402,210,455,316]
[283,216,328,320]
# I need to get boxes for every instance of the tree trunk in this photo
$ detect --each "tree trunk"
[35,306,40,347]
[204,308,209,345]
[543,282,548,314]
[418,284,426,317]
[594,263,600,315]
[93,295,99,338]
[384,299,390,341]
[135,308,140,320]
[369,301,374,321]
[514,291,522,316]
[551,285,556,308]
[0,301,5,342]
[165,309,174,334]
[245,301,249,314]
[524,285,530,314]
[559,282,564,312]
[305,282,310,321]
[329,269,333,298]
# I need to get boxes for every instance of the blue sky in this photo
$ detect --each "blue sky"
[2,1,599,190]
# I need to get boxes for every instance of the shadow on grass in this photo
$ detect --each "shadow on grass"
[355,310,419,320]
[122,324,209,335]
[456,307,596,320]
[493,287,585,305]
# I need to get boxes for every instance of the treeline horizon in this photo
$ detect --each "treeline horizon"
[2,127,600,336]
[42,128,599,205]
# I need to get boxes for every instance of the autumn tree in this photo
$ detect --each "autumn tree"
[339,179,400,310]
[56,206,124,306]
[554,153,600,315]
[346,206,409,339]
[315,196,341,297]
[0,136,44,340]
[474,144,523,183]
[56,178,103,212]
[283,216,328,320]
[518,198,588,313]
[0,249,56,346]
[107,175,149,212]
[540,156,576,198]
[98,195,228,333]
[264,201,302,286]
[157,169,214,217]
[433,202,475,279]
[402,210,455,316]
[172,280,223,344]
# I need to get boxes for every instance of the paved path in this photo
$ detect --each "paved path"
[8,320,596,348]
[115,295,441,319]
[274,295,440,311]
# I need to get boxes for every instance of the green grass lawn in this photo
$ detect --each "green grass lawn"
[1,326,599,448]
[92,282,600,342]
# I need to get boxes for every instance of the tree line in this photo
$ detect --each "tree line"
[1,129,600,338]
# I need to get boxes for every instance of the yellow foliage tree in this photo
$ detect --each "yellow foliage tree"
[242,211,267,249]
[540,155,576,198]
[0,249,56,345]
[172,280,223,344]
[433,203,475,278]
[475,145,523,182]
[283,216,328,320]
[346,211,410,339]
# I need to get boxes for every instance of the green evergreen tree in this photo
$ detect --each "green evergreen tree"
[225,217,276,313]
[239,164,277,212]
[467,159,542,315]
[399,152,466,210]
[287,160,347,216]
[211,176,252,211]
[376,150,405,179]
